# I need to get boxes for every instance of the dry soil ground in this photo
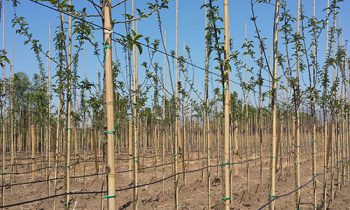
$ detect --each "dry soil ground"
[1,151,350,209]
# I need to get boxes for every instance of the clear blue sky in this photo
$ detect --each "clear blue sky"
[2,0,350,109]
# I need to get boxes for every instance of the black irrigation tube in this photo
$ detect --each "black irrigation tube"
[1,156,102,168]
[3,155,337,209]
[0,156,211,188]
[0,157,262,208]
[1,160,84,176]
[2,149,207,168]
[1,147,228,176]
[255,158,349,210]
[0,191,107,209]
[0,149,258,176]
[256,174,320,210]
[1,149,321,187]
[1,153,303,188]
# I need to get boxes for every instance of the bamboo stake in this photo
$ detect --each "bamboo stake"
[132,1,139,208]
[31,125,36,181]
[244,21,250,196]
[323,0,330,208]
[103,0,117,209]
[295,0,301,208]
[258,46,263,186]
[47,20,52,196]
[1,4,6,206]
[346,40,350,182]
[174,0,179,208]
[311,0,317,208]
[65,0,73,207]
[128,120,132,178]
[223,0,231,209]
[9,41,14,193]
[53,97,61,210]
[270,1,279,209]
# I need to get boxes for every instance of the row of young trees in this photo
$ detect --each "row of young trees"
[0,0,349,209]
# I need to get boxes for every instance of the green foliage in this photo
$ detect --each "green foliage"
[0,50,10,68]
[125,30,143,54]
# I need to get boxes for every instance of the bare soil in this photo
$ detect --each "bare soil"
[1,151,350,210]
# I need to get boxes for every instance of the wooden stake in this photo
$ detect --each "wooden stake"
[65,0,73,207]
[311,0,317,208]
[204,1,211,208]
[270,1,280,209]
[47,20,52,196]
[103,0,116,209]
[223,0,231,209]
[174,0,179,208]
[132,1,139,209]
[31,125,36,181]
[1,4,6,206]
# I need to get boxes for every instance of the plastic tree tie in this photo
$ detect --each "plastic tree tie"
[103,195,116,199]
[103,41,112,63]
[221,162,231,166]
[104,44,112,50]
[269,194,278,200]
[104,129,115,135]
[222,196,231,201]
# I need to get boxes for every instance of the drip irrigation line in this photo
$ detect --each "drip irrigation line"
[0,190,107,209]
[256,159,345,210]
[257,174,320,210]
[2,153,339,208]
[2,145,214,172]
[1,151,172,170]
[0,156,209,188]
[1,151,187,169]
[5,152,264,190]
[1,161,80,176]
[0,156,262,208]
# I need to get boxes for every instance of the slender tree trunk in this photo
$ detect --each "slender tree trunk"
[162,32,167,194]
[323,0,330,208]
[204,1,211,207]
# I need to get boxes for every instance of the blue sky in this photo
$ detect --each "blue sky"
[1,0,350,109]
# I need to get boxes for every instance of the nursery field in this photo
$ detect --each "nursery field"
[1,0,350,209]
